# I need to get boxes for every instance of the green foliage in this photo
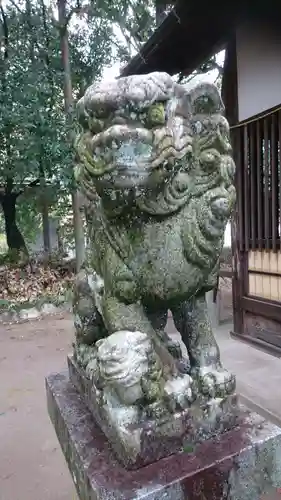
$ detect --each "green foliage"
[92,0,156,61]
[0,2,78,195]
[0,0,155,188]
[16,195,42,245]
[0,0,160,253]
[0,0,110,250]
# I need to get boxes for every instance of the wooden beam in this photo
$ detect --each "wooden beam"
[241,296,281,323]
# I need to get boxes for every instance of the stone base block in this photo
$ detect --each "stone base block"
[46,371,281,500]
[68,355,240,470]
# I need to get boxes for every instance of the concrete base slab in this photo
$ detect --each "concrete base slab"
[46,371,281,500]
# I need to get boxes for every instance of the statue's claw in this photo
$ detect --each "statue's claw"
[194,366,236,399]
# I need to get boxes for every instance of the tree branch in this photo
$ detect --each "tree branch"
[205,60,223,75]
[179,56,223,83]
[16,178,40,197]
[117,20,141,54]
[54,2,90,34]
[38,0,57,110]
[65,5,90,26]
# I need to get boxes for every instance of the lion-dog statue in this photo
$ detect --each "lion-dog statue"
[72,72,236,411]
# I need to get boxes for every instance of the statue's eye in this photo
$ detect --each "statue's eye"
[94,106,109,118]
[193,95,216,115]
[88,117,104,134]
[94,104,115,120]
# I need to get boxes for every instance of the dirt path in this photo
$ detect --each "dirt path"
[1,313,280,500]
[0,313,77,500]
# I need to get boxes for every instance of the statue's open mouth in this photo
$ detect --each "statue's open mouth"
[85,123,186,189]
[91,126,153,170]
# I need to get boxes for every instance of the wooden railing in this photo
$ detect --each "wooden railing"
[234,107,281,252]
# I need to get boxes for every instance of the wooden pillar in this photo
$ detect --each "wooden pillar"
[222,36,246,335]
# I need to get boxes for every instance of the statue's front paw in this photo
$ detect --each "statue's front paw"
[164,373,195,411]
[194,366,236,398]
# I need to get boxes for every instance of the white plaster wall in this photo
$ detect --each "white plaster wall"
[236,20,281,122]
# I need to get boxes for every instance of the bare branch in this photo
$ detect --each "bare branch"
[0,179,41,198]
[209,60,223,75]
[117,20,141,54]
[7,0,22,14]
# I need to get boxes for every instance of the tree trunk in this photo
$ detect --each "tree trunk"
[57,0,85,272]
[72,190,85,270]
[57,223,64,254]
[40,173,51,255]
[1,193,27,253]
[42,197,51,255]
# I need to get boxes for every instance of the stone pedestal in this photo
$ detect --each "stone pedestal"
[68,355,239,470]
[46,371,281,500]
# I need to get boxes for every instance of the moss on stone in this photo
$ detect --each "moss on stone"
[147,103,165,127]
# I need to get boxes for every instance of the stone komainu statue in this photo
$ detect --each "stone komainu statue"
[73,72,236,410]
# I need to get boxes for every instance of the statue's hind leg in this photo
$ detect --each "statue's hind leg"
[171,294,235,398]
[144,306,190,374]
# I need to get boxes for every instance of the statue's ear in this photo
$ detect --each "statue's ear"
[189,83,224,116]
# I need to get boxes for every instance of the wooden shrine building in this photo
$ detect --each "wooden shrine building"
[122,0,281,354]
